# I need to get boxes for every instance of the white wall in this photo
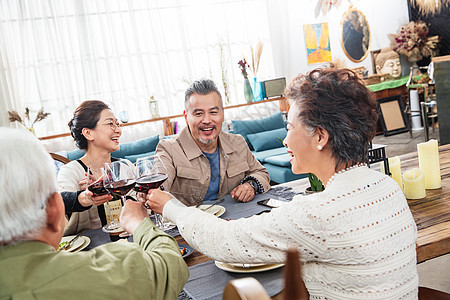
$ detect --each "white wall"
[268,0,410,82]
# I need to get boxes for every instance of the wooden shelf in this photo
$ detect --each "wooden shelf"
[39,97,288,141]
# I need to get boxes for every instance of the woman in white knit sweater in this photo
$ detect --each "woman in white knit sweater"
[147,68,418,299]
[58,100,120,235]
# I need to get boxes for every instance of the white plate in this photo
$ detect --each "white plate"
[70,236,90,253]
[197,204,221,215]
[214,205,226,217]
[215,261,283,273]
[59,235,85,252]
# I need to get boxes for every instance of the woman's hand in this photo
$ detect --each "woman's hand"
[78,190,112,207]
[78,177,88,191]
[146,189,173,215]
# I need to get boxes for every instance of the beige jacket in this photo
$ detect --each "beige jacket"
[156,127,270,206]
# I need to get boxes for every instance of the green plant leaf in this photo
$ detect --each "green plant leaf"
[307,173,323,192]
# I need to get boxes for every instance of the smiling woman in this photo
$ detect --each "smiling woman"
[58,100,123,235]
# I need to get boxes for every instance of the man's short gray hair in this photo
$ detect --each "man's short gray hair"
[0,128,58,244]
[184,79,223,111]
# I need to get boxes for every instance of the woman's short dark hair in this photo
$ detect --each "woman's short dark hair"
[68,100,110,150]
[285,68,378,170]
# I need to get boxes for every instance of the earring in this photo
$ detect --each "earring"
[317,145,323,150]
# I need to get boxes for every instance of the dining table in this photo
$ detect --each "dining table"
[82,186,302,300]
[78,143,450,299]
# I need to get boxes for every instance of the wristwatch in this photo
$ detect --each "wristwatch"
[246,180,258,193]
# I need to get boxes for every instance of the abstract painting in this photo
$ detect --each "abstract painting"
[303,23,332,64]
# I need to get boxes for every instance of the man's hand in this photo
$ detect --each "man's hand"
[146,189,173,215]
[120,200,148,234]
[78,190,112,207]
[230,182,255,202]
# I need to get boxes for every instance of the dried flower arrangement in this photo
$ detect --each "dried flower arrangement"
[238,59,250,79]
[246,40,264,77]
[389,21,439,62]
[8,107,50,134]
[217,40,230,105]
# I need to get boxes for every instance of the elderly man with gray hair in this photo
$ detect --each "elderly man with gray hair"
[0,128,188,299]
[155,79,270,206]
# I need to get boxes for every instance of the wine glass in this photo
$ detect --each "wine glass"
[86,167,120,232]
[103,160,136,234]
[134,154,175,231]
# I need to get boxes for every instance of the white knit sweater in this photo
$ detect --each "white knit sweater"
[58,161,102,235]
[164,165,418,299]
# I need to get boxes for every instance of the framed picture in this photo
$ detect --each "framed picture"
[370,49,381,74]
[376,95,409,136]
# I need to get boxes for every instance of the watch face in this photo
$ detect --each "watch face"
[249,181,257,191]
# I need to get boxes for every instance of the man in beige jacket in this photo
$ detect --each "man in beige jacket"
[156,79,270,206]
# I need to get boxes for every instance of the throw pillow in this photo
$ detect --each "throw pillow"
[112,135,159,158]
[247,127,287,152]
[231,111,285,150]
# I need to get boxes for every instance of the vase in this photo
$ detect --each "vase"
[252,77,263,101]
[244,78,253,103]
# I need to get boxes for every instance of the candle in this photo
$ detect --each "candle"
[403,168,426,200]
[388,156,403,190]
[417,139,441,189]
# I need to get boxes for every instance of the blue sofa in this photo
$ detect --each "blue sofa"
[231,112,306,184]
[65,134,160,163]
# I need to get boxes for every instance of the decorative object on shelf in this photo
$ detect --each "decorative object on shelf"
[263,78,286,99]
[314,0,342,17]
[417,139,441,189]
[238,59,253,103]
[410,0,449,15]
[218,40,231,105]
[246,40,264,101]
[303,23,332,65]
[403,168,426,199]
[148,96,160,118]
[374,47,402,79]
[8,107,50,135]
[389,21,440,67]
[119,110,129,123]
[340,6,371,63]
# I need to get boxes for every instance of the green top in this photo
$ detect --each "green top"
[366,76,409,92]
[0,218,189,300]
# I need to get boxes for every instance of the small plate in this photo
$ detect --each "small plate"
[215,261,283,273]
[214,205,226,217]
[178,243,194,258]
[197,204,221,215]
[70,236,90,253]
[59,235,85,252]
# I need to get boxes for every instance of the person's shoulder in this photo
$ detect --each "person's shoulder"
[221,131,246,144]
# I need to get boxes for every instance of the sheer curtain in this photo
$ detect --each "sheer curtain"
[0,0,279,150]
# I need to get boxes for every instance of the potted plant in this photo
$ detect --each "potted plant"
[305,173,324,194]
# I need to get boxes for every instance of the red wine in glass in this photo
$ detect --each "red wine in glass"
[105,179,136,197]
[87,179,109,196]
[134,173,168,193]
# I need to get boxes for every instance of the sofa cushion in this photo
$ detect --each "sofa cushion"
[124,151,156,163]
[66,135,159,161]
[231,112,285,150]
[252,147,288,163]
[247,128,287,152]
[67,149,85,161]
[264,153,292,167]
[111,135,159,158]
[263,163,306,184]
